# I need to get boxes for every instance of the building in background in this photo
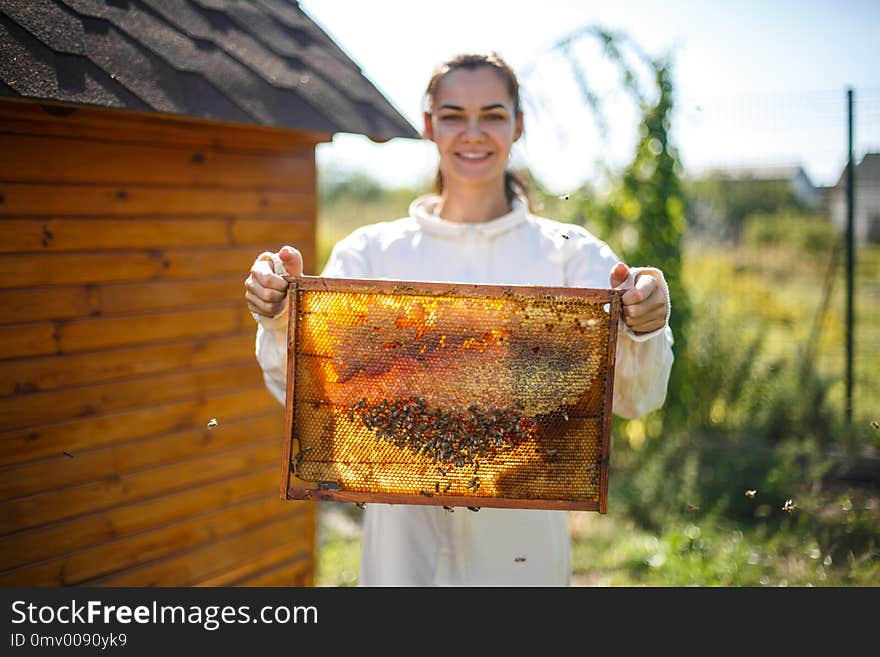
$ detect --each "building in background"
[685,162,822,240]
[829,152,880,243]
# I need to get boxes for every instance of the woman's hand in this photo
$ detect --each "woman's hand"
[609,262,669,334]
[245,246,303,317]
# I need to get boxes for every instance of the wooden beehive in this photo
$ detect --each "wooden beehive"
[280,276,623,513]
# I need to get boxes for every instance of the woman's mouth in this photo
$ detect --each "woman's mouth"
[456,152,492,162]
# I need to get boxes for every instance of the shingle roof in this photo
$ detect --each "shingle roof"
[833,153,880,189]
[0,0,419,140]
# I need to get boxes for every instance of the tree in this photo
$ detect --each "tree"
[528,27,693,433]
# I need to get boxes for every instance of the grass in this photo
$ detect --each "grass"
[316,487,880,587]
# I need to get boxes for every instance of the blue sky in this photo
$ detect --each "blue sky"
[300,0,880,192]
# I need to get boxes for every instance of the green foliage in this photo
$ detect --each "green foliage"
[686,174,813,240]
[534,29,693,433]
[611,60,692,431]
[319,169,386,205]
[742,212,837,255]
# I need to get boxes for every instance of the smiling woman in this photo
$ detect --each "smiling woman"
[422,54,526,222]
[244,51,675,587]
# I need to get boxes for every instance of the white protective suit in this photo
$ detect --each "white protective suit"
[254,194,674,586]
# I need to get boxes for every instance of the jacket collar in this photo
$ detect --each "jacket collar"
[409,194,529,239]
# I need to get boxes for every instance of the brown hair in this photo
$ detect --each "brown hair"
[424,52,530,208]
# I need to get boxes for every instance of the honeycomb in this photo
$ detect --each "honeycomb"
[282,276,622,512]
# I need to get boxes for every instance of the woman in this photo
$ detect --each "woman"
[245,52,674,586]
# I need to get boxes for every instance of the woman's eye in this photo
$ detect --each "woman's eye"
[438,115,462,122]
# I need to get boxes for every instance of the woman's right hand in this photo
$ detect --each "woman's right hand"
[245,245,303,317]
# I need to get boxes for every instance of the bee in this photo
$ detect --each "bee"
[435,482,440,493]
[562,233,569,239]
[782,499,796,513]
[686,503,699,511]
[514,556,526,563]
[63,450,74,458]
[562,411,569,421]
[444,482,452,493]
[207,418,218,429]
[437,467,447,476]
[745,489,757,498]
[560,193,570,200]
[443,505,455,513]
[467,506,480,512]
[355,502,366,510]
[872,420,879,430]
[420,489,433,497]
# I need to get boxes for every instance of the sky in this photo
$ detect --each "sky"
[299,0,880,193]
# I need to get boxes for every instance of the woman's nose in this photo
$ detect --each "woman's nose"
[462,117,483,140]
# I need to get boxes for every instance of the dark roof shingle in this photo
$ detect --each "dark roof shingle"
[0,0,419,140]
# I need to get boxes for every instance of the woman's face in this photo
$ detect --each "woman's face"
[424,66,523,193]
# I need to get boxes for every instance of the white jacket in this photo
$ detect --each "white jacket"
[254,194,674,586]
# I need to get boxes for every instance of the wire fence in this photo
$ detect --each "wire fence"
[680,86,880,429]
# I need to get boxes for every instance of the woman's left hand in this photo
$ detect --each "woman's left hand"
[609,262,669,334]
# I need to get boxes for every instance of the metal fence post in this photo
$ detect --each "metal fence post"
[845,87,855,424]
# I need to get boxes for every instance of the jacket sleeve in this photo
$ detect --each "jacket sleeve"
[564,234,675,420]
[253,232,373,406]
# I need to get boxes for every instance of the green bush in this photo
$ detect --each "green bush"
[609,288,849,531]
[742,213,837,255]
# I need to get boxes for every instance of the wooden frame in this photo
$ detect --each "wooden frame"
[280,275,622,513]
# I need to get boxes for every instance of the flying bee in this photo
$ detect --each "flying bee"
[63,450,74,458]
[355,502,366,510]
[207,418,218,429]
[872,420,879,430]
[514,556,526,563]
[745,489,757,498]
[443,505,455,513]
[560,193,570,200]
[782,499,796,513]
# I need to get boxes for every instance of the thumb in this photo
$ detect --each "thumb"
[609,262,630,288]
[278,246,303,277]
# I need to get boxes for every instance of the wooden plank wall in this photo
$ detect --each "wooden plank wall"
[0,98,324,586]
